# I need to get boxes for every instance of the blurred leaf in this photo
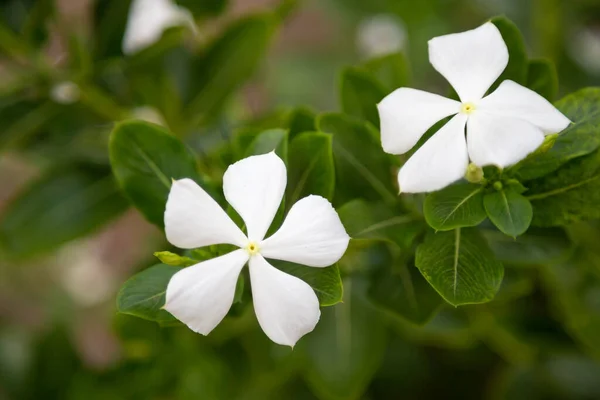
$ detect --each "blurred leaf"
[287,107,316,141]
[21,0,54,48]
[362,52,410,92]
[302,278,387,400]
[424,183,487,231]
[338,199,424,250]
[369,260,442,325]
[318,113,396,206]
[339,67,387,126]
[527,149,600,227]
[186,14,277,125]
[244,129,288,161]
[484,188,533,237]
[483,227,572,266]
[0,164,128,259]
[287,132,334,204]
[175,0,228,17]
[516,88,600,181]
[415,228,504,306]
[490,16,528,91]
[527,59,558,101]
[117,264,180,324]
[274,261,343,306]
[93,0,132,59]
[109,120,202,228]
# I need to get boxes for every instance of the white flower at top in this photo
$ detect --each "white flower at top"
[163,152,350,346]
[378,22,571,193]
[122,0,196,55]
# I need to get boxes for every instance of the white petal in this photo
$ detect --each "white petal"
[165,179,247,249]
[260,196,350,267]
[223,152,287,242]
[429,22,508,102]
[377,88,460,154]
[249,255,320,346]
[399,114,469,193]
[123,0,195,55]
[165,250,249,335]
[467,112,545,168]
[479,80,571,133]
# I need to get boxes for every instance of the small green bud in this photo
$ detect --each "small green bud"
[465,163,484,183]
[493,181,503,191]
[539,133,558,153]
[154,251,197,267]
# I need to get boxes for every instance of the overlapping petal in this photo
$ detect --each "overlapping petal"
[249,255,320,347]
[377,88,460,154]
[123,0,195,55]
[399,114,469,193]
[467,112,545,167]
[260,195,350,267]
[165,179,247,249]
[164,250,249,335]
[223,152,287,242]
[429,22,508,102]
[479,80,571,133]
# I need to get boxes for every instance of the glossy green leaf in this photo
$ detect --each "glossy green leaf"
[424,183,487,231]
[484,188,533,237]
[273,261,343,306]
[338,199,424,250]
[302,278,387,399]
[117,264,181,324]
[287,107,316,141]
[527,59,558,101]
[318,113,396,205]
[527,149,600,227]
[109,120,202,228]
[0,165,128,259]
[362,52,410,92]
[287,132,334,204]
[186,14,277,124]
[415,228,504,306]
[516,88,600,181]
[490,16,528,90]
[339,67,387,127]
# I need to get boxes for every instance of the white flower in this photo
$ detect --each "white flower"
[378,22,571,193]
[122,0,196,55]
[357,15,407,58]
[163,152,350,346]
[50,81,80,104]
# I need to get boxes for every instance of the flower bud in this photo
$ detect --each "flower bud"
[465,163,484,183]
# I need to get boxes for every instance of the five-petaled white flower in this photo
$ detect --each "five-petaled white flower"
[378,22,571,193]
[163,152,350,346]
[123,0,196,55]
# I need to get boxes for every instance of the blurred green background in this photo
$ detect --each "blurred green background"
[1,0,600,399]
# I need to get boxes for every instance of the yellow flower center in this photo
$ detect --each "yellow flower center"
[246,241,260,255]
[461,102,476,114]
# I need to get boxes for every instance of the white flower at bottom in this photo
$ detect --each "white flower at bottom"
[377,22,571,193]
[163,152,350,346]
[122,0,196,55]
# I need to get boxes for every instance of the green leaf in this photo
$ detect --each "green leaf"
[287,132,334,204]
[154,251,198,267]
[424,183,487,231]
[301,278,387,400]
[117,264,181,324]
[339,67,387,127]
[318,113,396,205]
[175,0,228,17]
[484,188,533,237]
[516,88,600,181]
[490,16,528,90]
[273,261,343,306]
[93,0,132,59]
[186,14,277,124]
[415,228,504,306]
[527,149,600,227]
[338,199,424,250]
[243,128,288,161]
[369,260,442,325]
[362,52,410,92]
[483,227,572,266]
[109,120,202,228]
[0,164,128,259]
[526,59,558,101]
[287,107,316,141]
